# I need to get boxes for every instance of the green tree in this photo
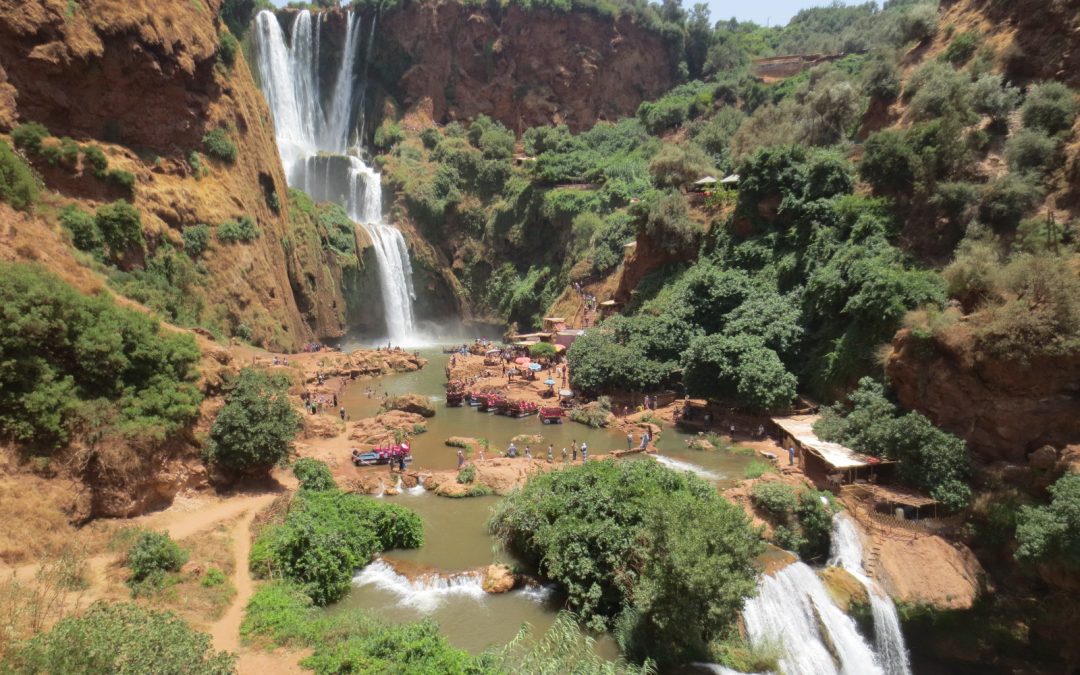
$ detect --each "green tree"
[1015,473,1080,569]
[205,368,302,474]
[648,142,713,188]
[292,457,337,491]
[1021,82,1078,135]
[681,334,797,411]
[94,200,144,258]
[4,602,234,674]
[0,139,39,212]
[59,205,100,252]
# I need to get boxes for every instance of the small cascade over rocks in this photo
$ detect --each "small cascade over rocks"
[829,514,913,675]
[253,9,417,343]
[352,558,487,611]
[742,561,884,675]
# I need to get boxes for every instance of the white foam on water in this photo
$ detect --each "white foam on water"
[653,454,723,480]
[352,559,486,612]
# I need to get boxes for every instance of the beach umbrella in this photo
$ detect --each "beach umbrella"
[528,363,543,371]
[559,389,574,398]
[515,356,531,365]
[544,378,556,386]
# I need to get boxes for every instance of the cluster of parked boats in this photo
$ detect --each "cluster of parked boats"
[445,385,565,424]
[351,443,413,466]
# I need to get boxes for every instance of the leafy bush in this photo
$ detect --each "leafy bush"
[217,29,239,69]
[82,145,109,176]
[60,204,100,252]
[970,74,1021,125]
[250,489,423,605]
[201,567,227,588]
[94,200,144,258]
[11,122,49,155]
[0,139,39,211]
[1005,129,1060,174]
[489,460,762,665]
[182,223,211,257]
[373,119,404,150]
[1015,473,1080,569]
[4,602,234,674]
[528,341,557,360]
[681,334,797,411]
[292,457,336,491]
[750,481,797,517]
[202,128,238,163]
[127,530,188,593]
[816,377,972,510]
[860,129,918,194]
[942,31,979,65]
[743,460,773,479]
[0,263,201,450]
[1021,82,1077,135]
[979,173,1042,229]
[105,168,136,194]
[863,51,901,101]
[632,190,700,254]
[567,398,613,428]
[205,368,303,474]
[648,142,713,188]
[897,3,938,43]
[217,216,260,243]
[456,463,477,484]
[906,61,972,122]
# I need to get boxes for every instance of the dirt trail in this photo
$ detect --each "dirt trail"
[208,495,274,653]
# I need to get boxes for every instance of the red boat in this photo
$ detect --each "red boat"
[506,400,539,418]
[539,406,564,424]
[352,443,412,466]
[477,393,503,412]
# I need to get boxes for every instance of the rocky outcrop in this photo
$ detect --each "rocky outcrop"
[381,394,436,418]
[482,564,518,594]
[349,411,427,445]
[365,1,677,134]
[885,328,1080,464]
[818,567,870,613]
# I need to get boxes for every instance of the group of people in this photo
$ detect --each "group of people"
[503,439,589,464]
[625,429,652,451]
[299,341,333,353]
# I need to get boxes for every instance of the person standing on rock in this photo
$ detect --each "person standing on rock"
[457,449,465,469]
[788,446,796,466]
[339,406,346,421]
[547,445,554,462]
[626,432,633,451]
[561,447,568,465]
[581,442,588,462]
[507,442,518,458]
[571,440,578,462]
[524,446,532,459]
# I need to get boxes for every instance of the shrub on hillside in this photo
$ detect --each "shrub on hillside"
[860,129,917,194]
[0,263,201,450]
[1005,129,1060,174]
[489,460,762,665]
[681,333,797,411]
[250,489,422,605]
[127,530,188,595]
[750,481,797,517]
[217,29,239,69]
[205,368,302,474]
[217,216,260,243]
[1021,82,1078,136]
[292,457,336,491]
[202,128,238,164]
[105,169,136,194]
[863,51,900,101]
[632,190,700,254]
[94,200,144,258]
[942,30,979,65]
[979,173,1043,229]
[648,142,713,189]
[4,602,234,674]
[59,204,100,252]
[897,3,938,43]
[82,145,109,176]
[906,61,972,122]
[0,139,39,212]
[181,223,211,257]
[970,74,1021,126]
[11,122,49,155]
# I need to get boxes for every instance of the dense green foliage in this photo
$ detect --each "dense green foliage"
[216,216,260,243]
[750,482,835,559]
[0,139,38,211]
[1015,474,1080,570]
[816,378,972,510]
[3,602,234,674]
[126,530,188,595]
[250,489,422,605]
[94,200,144,259]
[292,457,337,491]
[205,368,302,474]
[488,460,762,665]
[0,263,201,451]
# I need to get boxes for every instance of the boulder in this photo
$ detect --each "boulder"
[483,564,518,594]
[446,436,479,449]
[819,567,870,612]
[381,393,436,418]
[1029,445,1059,471]
[303,414,344,439]
[511,434,544,447]
[349,411,427,445]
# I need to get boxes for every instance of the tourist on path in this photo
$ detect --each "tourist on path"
[457,449,465,469]
[571,440,578,462]
[626,432,633,451]
[561,447,568,465]
[547,445,554,463]
[339,406,346,420]
[581,442,588,462]
[525,446,532,459]
[788,446,796,466]
[507,442,518,458]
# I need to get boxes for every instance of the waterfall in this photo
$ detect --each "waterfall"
[829,514,913,675]
[253,9,417,344]
[742,562,883,675]
[652,454,724,481]
[353,559,487,611]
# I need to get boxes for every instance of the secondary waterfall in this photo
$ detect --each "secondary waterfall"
[829,514,913,675]
[253,9,417,343]
[742,561,883,675]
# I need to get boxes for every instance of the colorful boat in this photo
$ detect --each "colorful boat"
[539,406,564,424]
[507,400,539,418]
[351,443,413,466]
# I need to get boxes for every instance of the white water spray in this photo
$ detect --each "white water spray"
[829,514,913,675]
[352,559,487,611]
[742,562,884,675]
[253,10,417,343]
[652,454,723,481]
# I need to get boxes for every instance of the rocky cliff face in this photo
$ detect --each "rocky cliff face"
[366,0,677,134]
[885,327,1080,464]
[0,0,358,349]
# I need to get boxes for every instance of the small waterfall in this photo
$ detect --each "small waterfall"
[373,479,385,498]
[406,478,426,496]
[829,514,913,675]
[653,454,723,481]
[742,562,884,675]
[353,559,486,611]
[253,9,417,343]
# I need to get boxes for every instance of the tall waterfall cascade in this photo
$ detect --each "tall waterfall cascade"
[253,9,417,343]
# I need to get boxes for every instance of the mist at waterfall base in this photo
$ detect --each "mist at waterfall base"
[254,9,447,346]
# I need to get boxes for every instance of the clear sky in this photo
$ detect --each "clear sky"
[270,1,882,28]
